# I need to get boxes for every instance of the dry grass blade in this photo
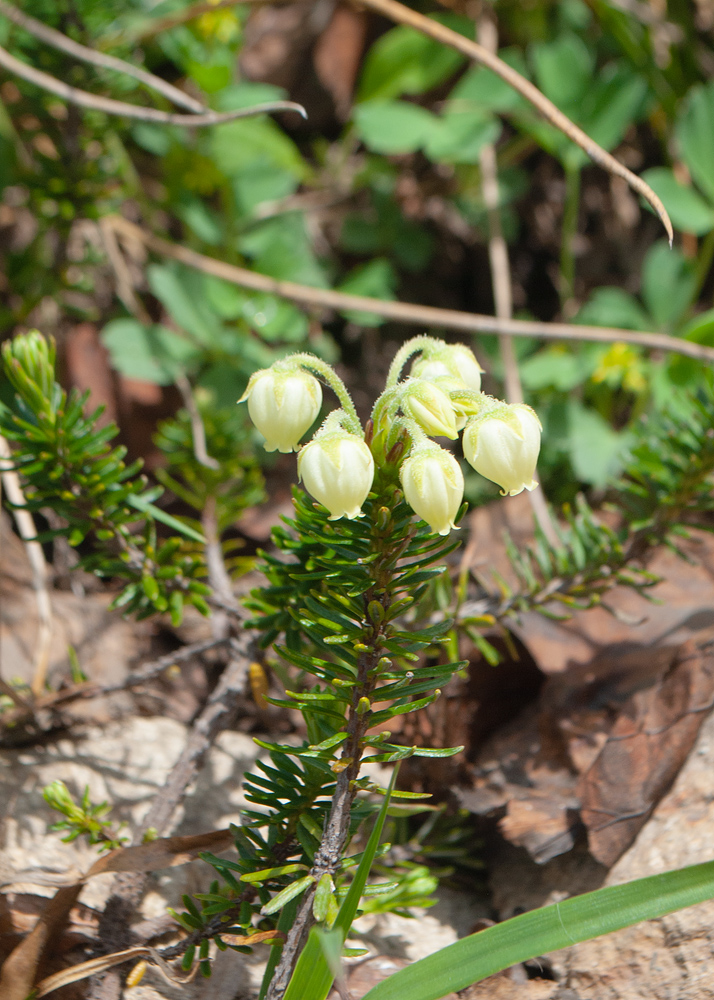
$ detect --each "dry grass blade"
[0,45,306,125]
[0,885,83,1000]
[0,0,205,113]
[84,828,234,878]
[106,216,714,362]
[354,0,673,245]
[34,946,153,997]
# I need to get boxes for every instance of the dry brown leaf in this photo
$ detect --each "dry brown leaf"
[0,884,83,1000]
[85,827,233,878]
[578,635,714,866]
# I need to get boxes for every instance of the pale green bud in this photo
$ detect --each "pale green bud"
[400,446,464,535]
[463,404,541,496]
[410,344,483,393]
[298,432,374,520]
[402,379,458,439]
[239,368,321,453]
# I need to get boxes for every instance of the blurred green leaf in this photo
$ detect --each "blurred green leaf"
[676,80,714,207]
[641,241,697,331]
[576,287,651,331]
[337,258,397,326]
[567,400,627,486]
[354,101,439,156]
[642,167,714,235]
[101,319,200,384]
[357,16,470,102]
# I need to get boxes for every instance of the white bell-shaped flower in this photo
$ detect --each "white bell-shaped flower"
[402,379,458,440]
[400,446,464,535]
[298,432,374,520]
[463,404,541,496]
[411,343,483,393]
[239,368,321,453]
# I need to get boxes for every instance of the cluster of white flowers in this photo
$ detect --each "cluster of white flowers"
[239,339,541,536]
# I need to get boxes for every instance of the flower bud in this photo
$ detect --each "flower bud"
[239,368,321,453]
[410,344,483,393]
[400,446,464,535]
[402,379,458,440]
[463,404,541,496]
[298,432,374,520]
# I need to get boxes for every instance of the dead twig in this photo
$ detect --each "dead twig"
[87,634,253,1000]
[353,0,672,244]
[477,14,559,548]
[0,45,306,125]
[175,374,220,471]
[106,216,714,363]
[0,435,53,698]
[0,0,206,113]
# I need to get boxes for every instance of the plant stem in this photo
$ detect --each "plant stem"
[560,163,581,309]
[264,492,414,999]
[287,353,362,435]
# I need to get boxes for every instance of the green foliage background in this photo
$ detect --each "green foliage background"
[1,0,714,509]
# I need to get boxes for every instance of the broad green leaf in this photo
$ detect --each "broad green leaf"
[567,401,626,486]
[676,80,714,206]
[575,64,647,160]
[239,214,328,288]
[353,101,439,156]
[575,287,651,331]
[531,33,593,110]
[100,319,200,385]
[147,264,218,345]
[641,240,697,331]
[681,307,714,345]
[519,347,597,392]
[362,859,714,1000]
[357,16,470,102]
[447,48,530,113]
[641,167,714,235]
[337,259,396,326]
[424,112,501,164]
[282,767,399,1000]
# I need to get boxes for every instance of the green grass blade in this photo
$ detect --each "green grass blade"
[282,766,399,1000]
[126,493,206,543]
[362,860,714,1000]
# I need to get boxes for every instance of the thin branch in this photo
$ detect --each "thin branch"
[105,216,714,363]
[0,45,306,125]
[175,374,219,471]
[0,0,206,113]
[353,0,673,245]
[0,435,53,698]
[478,13,559,548]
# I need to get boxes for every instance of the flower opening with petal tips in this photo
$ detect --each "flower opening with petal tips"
[410,343,483,394]
[297,432,375,520]
[463,404,541,496]
[239,368,322,453]
[400,446,464,536]
[401,379,458,440]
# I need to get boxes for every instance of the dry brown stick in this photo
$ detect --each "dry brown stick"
[354,0,672,245]
[0,0,206,112]
[175,374,220,471]
[106,216,714,362]
[87,634,253,1000]
[0,44,306,125]
[477,14,559,548]
[0,435,53,698]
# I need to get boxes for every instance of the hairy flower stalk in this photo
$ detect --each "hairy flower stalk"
[237,337,542,998]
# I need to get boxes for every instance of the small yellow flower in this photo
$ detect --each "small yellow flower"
[402,379,458,439]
